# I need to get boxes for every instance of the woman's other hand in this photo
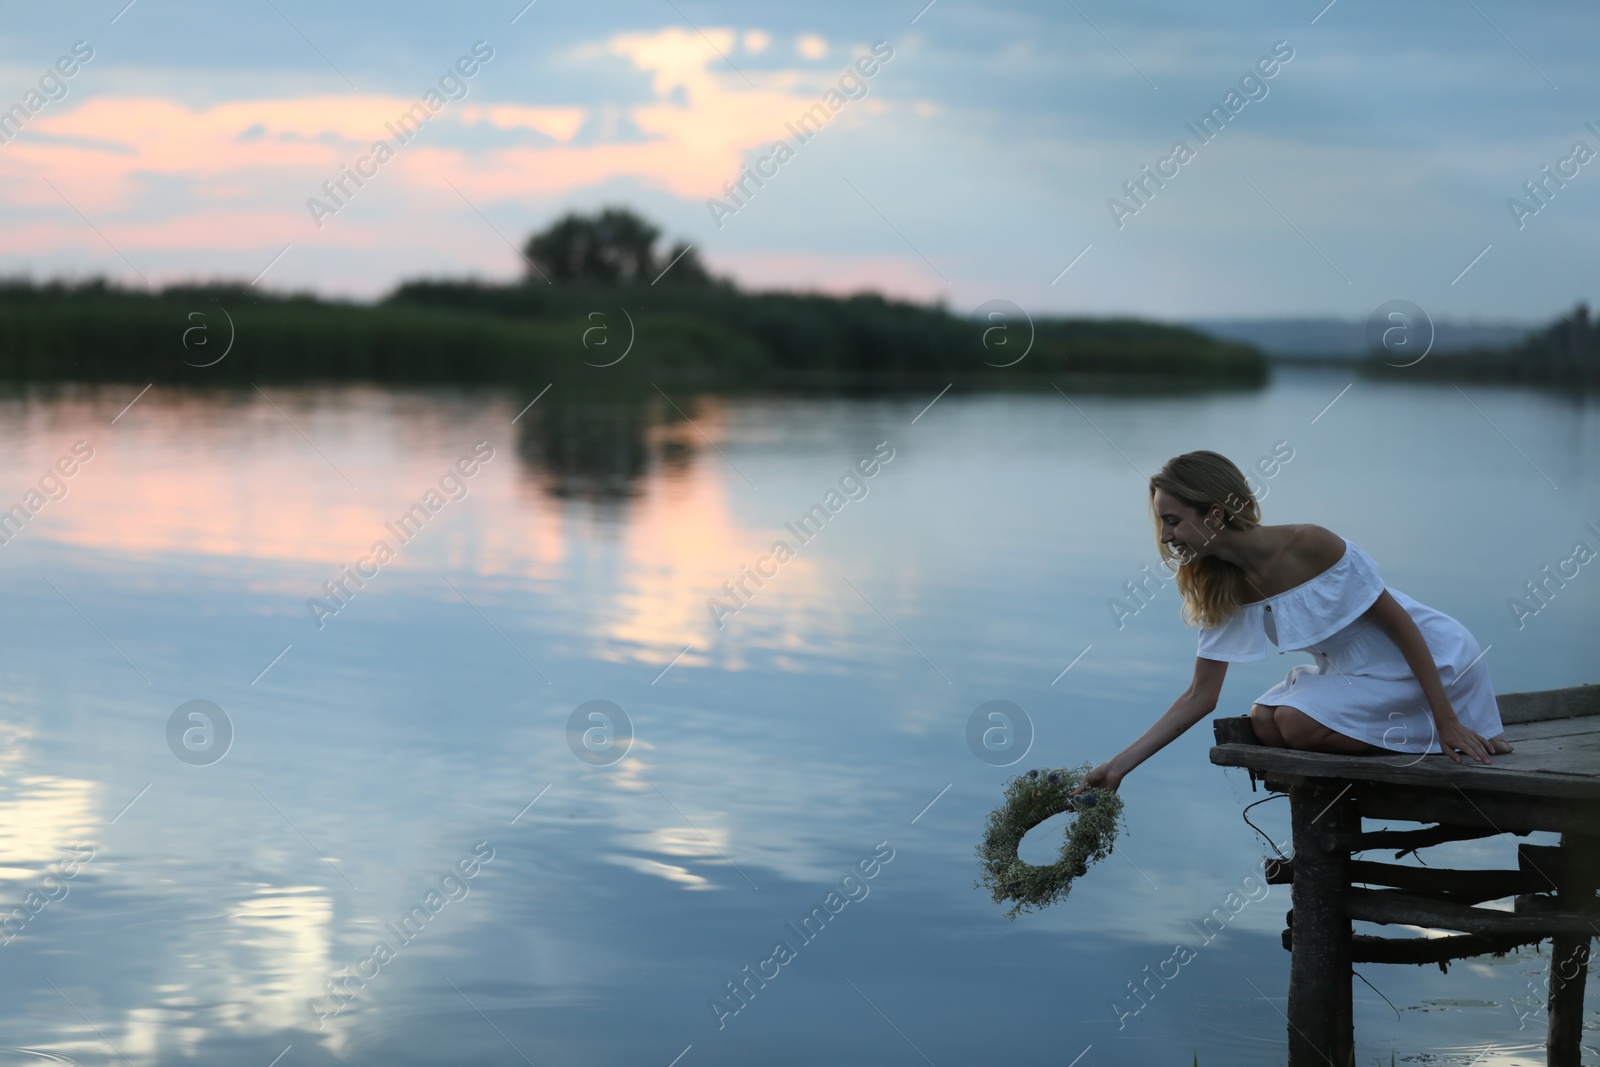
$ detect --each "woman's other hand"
[1436,719,1494,765]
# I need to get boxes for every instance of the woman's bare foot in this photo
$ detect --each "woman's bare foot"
[1487,736,1514,754]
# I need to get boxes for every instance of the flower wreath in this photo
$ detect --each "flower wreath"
[975,762,1126,919]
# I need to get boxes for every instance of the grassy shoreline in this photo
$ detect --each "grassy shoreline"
[0,278,1268,388]
[1356,301,1599,387]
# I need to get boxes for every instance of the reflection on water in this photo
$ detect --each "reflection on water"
[516,391,669,503]
[0,375,1593,1066]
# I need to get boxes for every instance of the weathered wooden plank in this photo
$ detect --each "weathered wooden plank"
[1514,723,1598,739]
[1520,842,1600,889]
[1349,859,1551,902]
[1489,730,1600,777]
[1354,785,1599,838]
[1501,719,1600,742]
[1282,927,1544,965]
[1497,683,1600,724]
[1213,716,1258,746]
[1210,738,1600,802]
[1351,930,1543,966]
[1516,893,1600,917]
[1346,887,1600,935]
[1327,823,1506,855]
[1500,718,1586,739]
[1211,709,1596,751]
[1274,852,1555,900]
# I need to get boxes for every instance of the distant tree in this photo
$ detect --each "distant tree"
[522,206,713,286]
[653,239,714,288]
[1515,301,1596,362]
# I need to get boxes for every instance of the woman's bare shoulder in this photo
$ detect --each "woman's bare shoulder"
[1287,524,1348,569]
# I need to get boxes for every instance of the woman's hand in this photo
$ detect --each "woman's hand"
[1072,760,1124,796]
[1436,718,1494,765]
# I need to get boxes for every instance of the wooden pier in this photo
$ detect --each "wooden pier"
[1210,682,1600,1066]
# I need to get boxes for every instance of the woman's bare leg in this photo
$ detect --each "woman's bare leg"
[1250,703,1287,746]
[1272,705,1382,755]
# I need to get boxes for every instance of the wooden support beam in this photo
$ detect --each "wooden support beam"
[1282,927,1542,966]
[1516,893,1600,918]
[1348,859,1552,903]
[1521,842,1600,893]
[1355,787,1585,837]
[1324,823,1502,856]
[1520,843,1564,883]
[1548,938,1593,1067]
[1547,832,1600,1067]
[1286,782,1356,1067]
[1278,846,1558,903]
[1346,887,1600,936]
[1351,930,1541,967]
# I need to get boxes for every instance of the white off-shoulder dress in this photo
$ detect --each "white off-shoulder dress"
[1196,538,1504,752]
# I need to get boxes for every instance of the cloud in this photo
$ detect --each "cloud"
[0,26,876,268]
[2,3,1592,318]
[796,34,829,60]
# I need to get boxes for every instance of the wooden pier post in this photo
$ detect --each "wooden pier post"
[1546,832,1600,1067]
[1287,780,1357,1067]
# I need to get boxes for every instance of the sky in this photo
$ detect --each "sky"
[0,0,1596,322]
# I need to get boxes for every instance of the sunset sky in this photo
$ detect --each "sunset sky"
[1,0,1595,321]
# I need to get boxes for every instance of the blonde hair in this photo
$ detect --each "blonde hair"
[1149,451,1262,629]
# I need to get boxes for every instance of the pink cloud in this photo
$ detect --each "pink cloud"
[0,27,904,284]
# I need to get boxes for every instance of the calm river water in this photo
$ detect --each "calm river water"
[0,370,1594,1066]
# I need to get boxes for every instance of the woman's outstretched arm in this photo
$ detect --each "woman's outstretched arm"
[1360,590,1493,764]
[1073,657,1229,794]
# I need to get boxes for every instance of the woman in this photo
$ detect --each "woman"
[1076,450,1511,796]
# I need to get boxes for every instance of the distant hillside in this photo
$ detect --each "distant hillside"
[1358,302,1599,386]
[1192,317,1534,360]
